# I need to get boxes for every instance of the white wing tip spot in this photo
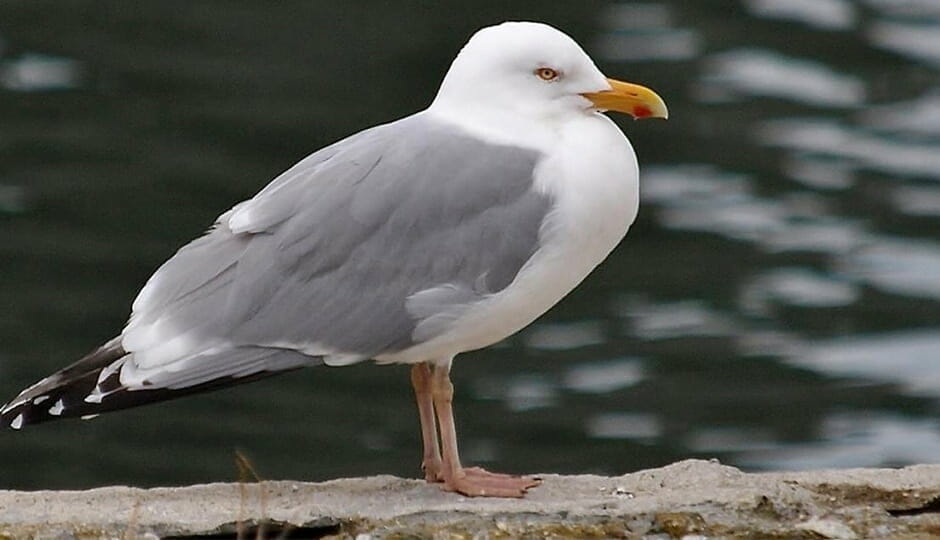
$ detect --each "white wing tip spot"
[81,414,100,421]
[10,414,24,430]
[32,395,49,405]
[84,386,105,404]
[49,399,65,416]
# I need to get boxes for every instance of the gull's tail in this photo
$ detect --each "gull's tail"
[1,337,127,429]
[0,337,297,430]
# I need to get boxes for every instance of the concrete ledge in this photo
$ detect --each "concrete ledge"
[2,459,939,538]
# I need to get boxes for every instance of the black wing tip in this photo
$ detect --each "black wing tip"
[2,335,310,430]
[1,401,53,430]
[1,372,99,430]
[1,367,296,431]
[1,337,127,430]
[0,408,25,430]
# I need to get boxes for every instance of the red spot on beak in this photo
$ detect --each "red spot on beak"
[633,105,653,119]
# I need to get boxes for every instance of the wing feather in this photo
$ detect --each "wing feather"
[122,112,551,387]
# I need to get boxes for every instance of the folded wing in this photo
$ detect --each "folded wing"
[2,112,552,427]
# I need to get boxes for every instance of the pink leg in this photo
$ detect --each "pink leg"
[429,362,541,498]
[411,363,443,482]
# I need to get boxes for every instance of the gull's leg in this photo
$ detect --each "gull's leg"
[411,362,443,482]
[430,361,541,498]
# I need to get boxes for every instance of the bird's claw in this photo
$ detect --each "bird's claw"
[439,467,541,498]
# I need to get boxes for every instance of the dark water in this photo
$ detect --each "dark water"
[1,1,938,490]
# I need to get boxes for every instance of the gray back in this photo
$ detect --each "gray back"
[124,113,551,368]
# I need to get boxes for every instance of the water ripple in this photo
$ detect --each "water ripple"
[843,237,940,301]
[891,185,940,217]
[869,20,940,68]
[782,154,856,190]
[523,320,606,351]
[643,164,866,254]
[595,2,701,62]
[697,48,865,107]
[745,0,857,30]
[864,0,940,18]
[586,412,662,441]
[739,413,940,469]
[759,118,940,181]
[741,268,859,314]
[563,358,645,394]
[686,426,779,453]
[861,90,940,137]
[0,53,84,92]
[504,374,558,412]
[789,329,940,397]
[622,298,737,340]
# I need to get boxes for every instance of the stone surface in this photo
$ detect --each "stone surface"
[1,459,939,538]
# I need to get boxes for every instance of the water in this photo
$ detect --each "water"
[1,1,938,490]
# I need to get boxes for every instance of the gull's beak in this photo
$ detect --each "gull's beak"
[582,78,669,120]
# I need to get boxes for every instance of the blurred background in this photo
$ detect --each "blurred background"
[1,0,939,490]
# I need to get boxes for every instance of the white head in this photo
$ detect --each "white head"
[431,22,667,122]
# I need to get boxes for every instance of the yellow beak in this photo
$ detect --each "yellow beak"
[581,78,668,120]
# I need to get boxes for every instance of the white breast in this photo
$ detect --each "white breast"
[381,112,639,365]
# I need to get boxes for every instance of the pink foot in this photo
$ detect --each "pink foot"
[441,467,541,498]
[422,457,444,483]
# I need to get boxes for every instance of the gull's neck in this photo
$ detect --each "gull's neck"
[425,100,573,152]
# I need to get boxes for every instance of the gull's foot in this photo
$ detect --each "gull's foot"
[441,467,541,498]
[422,457,444,483]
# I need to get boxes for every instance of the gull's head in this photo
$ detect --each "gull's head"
[431,22,667,121]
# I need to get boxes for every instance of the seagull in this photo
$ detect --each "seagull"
[0,21,666,497]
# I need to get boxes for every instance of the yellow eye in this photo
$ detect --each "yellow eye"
[536,67,559,81]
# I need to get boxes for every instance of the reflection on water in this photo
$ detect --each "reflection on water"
[864,0,940,18]
[621,298,736,340]
[502,375,558,413]
[791,330,940,398]
[643,164,867,254]
[742,268,859,311]
[523,320,606,351]
[698,49,865,107]
[0,53,84,92]
[595,3,700,62]
[563,358,645,394]
[782,154,855,190]
[744,0,856,30]
[760,119,940,181]
[862,91,940,136]
[891,185,940,217]
[0,0,939,489]
[587,412,662,442]
[846,237,940,300]
[738,413,940,469]
[869,20,940,67]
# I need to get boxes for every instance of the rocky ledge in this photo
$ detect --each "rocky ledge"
[1,459,939,539]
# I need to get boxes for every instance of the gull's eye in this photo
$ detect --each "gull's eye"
[535,67,560,81]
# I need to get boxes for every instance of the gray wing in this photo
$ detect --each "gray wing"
[116,112,551,389]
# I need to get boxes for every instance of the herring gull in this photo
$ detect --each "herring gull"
[0,21,667,497]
